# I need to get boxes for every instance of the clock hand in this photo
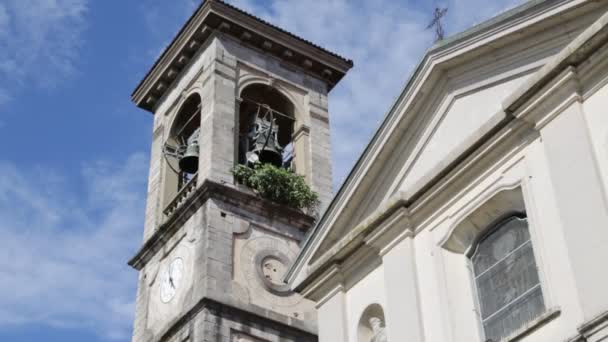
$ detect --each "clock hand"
[168,263,176,288]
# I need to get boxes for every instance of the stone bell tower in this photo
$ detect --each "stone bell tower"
[128,1,352,342]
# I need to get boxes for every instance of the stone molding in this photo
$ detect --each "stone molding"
[501,307,561,342]
[295,197,411,299]
[128,180,315,270]
[132,0,352,112]
[149,297,316,342]
[567,310,608,342]
[287,5,608,290]
[292,124,311,141]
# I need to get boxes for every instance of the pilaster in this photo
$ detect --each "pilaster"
[317,286,349,342]
[131,271,150,342]
[143,125,166,240]
[381,234,424,342]
[541,99,608,320]
[309,96,333,211]
[208,42,237,185]
[193,38,238,187]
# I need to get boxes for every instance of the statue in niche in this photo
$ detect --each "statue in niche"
[369,316,388,342]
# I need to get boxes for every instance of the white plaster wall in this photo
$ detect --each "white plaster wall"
[332,124,598,342]
[540,100,608,320]
[344,265,387,342]
[413,229,453,342]
[381,236,425,342]
[440,249,482,341]
[317,290,349,342]
[307,5,608,342]
[522,139,585,336]
[323,79,608,342]
[402,74,533,193]
[582,81,608,200]
[426,144,585,341]
[395,7,605,198]
[314,90,608,342]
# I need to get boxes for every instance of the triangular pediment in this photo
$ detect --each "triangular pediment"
[395,71,535,194]
[287,0,608,288]
[309,67,541,263]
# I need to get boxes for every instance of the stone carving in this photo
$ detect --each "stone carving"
[369,316,388,342]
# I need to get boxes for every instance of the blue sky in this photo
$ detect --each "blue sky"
[0,0,525,341]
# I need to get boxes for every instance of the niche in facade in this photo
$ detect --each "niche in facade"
[163,93,201,198]
[358,303,387,342]
[238,84,295,168]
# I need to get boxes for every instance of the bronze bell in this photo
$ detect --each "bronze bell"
[246,116,283,167]
[179,128,200,174]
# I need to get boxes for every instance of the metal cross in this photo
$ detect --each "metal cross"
[427,7,448,41]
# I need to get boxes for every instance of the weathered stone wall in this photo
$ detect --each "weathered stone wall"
[141,37,217,242]
[218,34,334,210]
[193,303,316,342]
[131,182,318,342]
[133,27,334,342]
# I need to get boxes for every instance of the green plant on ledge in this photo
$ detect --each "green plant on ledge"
[231,163,319,214]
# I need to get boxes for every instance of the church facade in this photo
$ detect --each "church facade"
[129,0,608,342]
[287,1,608,342]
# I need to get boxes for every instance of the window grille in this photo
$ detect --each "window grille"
[471,215,545,341]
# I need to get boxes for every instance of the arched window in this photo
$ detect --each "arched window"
[470,214,545,341]
[238,84,295,168]
[162,93,201,211]
[170,94,201,182]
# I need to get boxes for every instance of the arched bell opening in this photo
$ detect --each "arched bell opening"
[162,93,201,207]
[238,84,295,168]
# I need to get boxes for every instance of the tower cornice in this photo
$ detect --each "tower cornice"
[128,179,316,270]
[131,0,353,113]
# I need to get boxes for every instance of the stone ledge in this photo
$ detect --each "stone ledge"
[163,173,198,217]
[499,307,560,342]
[152,296,317,342]
[132,0,353,112]
[128,179,315,270]
[568,310,608,342]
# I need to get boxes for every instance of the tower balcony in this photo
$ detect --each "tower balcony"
[163,172,198,218]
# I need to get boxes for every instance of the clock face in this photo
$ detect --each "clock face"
[160,258,184,303]
[240,236,302,307]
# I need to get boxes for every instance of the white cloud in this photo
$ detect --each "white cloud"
[0,0,88,105]
[227,0,526,187]
[0,153,147,340]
